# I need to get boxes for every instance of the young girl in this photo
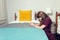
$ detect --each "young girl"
[30,11,56,40]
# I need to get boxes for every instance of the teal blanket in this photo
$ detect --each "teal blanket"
[0,27,48,40]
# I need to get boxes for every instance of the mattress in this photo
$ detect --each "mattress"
[0,23,48,40]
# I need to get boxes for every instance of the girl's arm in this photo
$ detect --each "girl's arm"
[30,22,46,29]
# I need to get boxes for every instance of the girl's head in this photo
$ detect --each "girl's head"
[37,11,48,22]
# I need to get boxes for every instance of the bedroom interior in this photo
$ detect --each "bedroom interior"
[0,0,60,40]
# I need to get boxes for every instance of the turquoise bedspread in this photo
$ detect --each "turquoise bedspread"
[0,27,48,40]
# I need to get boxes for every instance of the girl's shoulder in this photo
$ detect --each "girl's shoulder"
[46,17,51,20]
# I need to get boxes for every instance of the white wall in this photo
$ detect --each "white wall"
[6,0,60,23]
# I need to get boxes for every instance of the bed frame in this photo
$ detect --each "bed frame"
[56,11,60,32]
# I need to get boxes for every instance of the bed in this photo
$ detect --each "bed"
[0,23,48,40]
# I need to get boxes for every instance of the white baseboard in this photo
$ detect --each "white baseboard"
[0,18,6,25]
